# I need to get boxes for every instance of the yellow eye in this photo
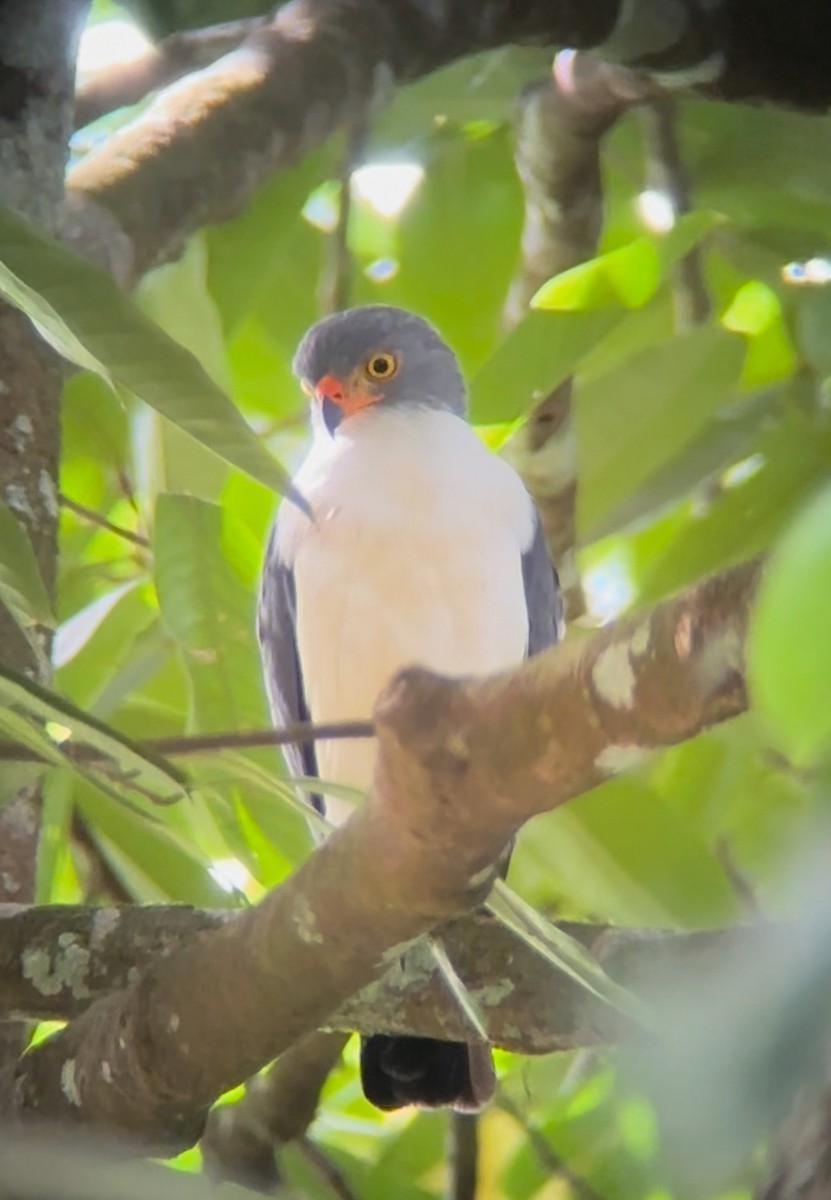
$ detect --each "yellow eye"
[365,352,398,380]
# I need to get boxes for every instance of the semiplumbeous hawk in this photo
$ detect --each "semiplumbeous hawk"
[257,304,560,1111]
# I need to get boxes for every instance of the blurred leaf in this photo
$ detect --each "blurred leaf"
[0,203,294,497]
[534,238,661,310]
[583,387,779,542]
[636,402,831,603]
[390,128,525,372]
[35,769,73,904]
[0,501,53,627]
[513,775,737,926]
[469,308,621,424]
[534,212,718,311]
[722,280,796,386]
[152,494,268,732]
[207,145,333,335]
[136,234,230,391]
[748,482,831,764]
[795,285,831,377]
[73,777,229,906]
[577,326,745,535]
[0,662,187,804]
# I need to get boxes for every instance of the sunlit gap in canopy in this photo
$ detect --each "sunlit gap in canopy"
[636,187,677,234]
[209,857,259,899]
[77,16,153,79]
[303,162,424,233]
[351,162,424,219]
[582,548,636,624]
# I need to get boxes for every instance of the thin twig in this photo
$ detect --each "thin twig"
[0,719,376,766]
[640,97,710,328]
[499,1092,608,1200]
[60,494,149,548]
[319,111,367,315]
[297,1137,359,1200]
[715,836,763,919]
[447,1112,478,1200]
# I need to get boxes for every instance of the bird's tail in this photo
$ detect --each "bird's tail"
[359,1035,495,1112]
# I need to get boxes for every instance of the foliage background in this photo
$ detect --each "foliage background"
[5,0,831,1195]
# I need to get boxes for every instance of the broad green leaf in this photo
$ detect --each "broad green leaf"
[35,769,73,904]
[207,144,334,336]
[534,239,661,311]
[533,212,719,312]
[583,387,779,543]
[635,403,831,604]
[469,308,621,424]
[0,501,53,626]
[513,775,738,926]
[73,777,230,907]
[0,203,294,498]
[577,326,745,535]
[136,234,230,392]
[748,482,831,764]
[722,280,796,386]
[389,128,525,372]
[152,493,268,733]
[0,662,187,804]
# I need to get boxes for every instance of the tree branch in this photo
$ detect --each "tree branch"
[7,557,760,1146]
[201,1030,347,1192]
[65,1,831,284]
[74,18,264,128]
[0,901,759,1053]
[502,53,651,622]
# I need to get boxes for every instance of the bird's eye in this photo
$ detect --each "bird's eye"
[365,352,397,380]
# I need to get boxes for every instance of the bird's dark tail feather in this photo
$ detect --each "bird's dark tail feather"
[360,1035,495,1112]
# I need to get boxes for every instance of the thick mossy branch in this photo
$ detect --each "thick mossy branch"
[11,558,760,1148]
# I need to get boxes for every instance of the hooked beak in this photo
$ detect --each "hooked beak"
[315,374,346,435]
[314,371,380,435]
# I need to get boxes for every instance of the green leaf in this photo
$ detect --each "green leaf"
[73,777,230,906]
[0,203,295,499]
[0,662,187,804]
[152,494,268,733]
[722,280,796,387]
[635,402,831,604]
[0,501,53,626]
[583,387,779,543]
[389,128,525,372]
[534,239,661,311]
[469,308,621,424]
[748,482,831,764]
[577,326,745,535]
[533,212,719,312]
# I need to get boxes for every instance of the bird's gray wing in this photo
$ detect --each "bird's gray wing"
[256,520,323,813]
[522,512,563,656]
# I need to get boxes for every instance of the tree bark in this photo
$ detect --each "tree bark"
[10,556,759,1149]
[0,0,89,1106]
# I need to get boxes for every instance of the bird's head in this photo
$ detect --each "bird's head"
[293,305,466,435]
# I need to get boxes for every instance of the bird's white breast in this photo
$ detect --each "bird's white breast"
[276,407,536,823]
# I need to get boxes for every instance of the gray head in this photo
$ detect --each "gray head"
[293,305,466,435]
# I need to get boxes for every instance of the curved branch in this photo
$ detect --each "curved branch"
[65,0,831,284]
[74,19,263,128]
[502,52,651,621]
[11,556,760,1148]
